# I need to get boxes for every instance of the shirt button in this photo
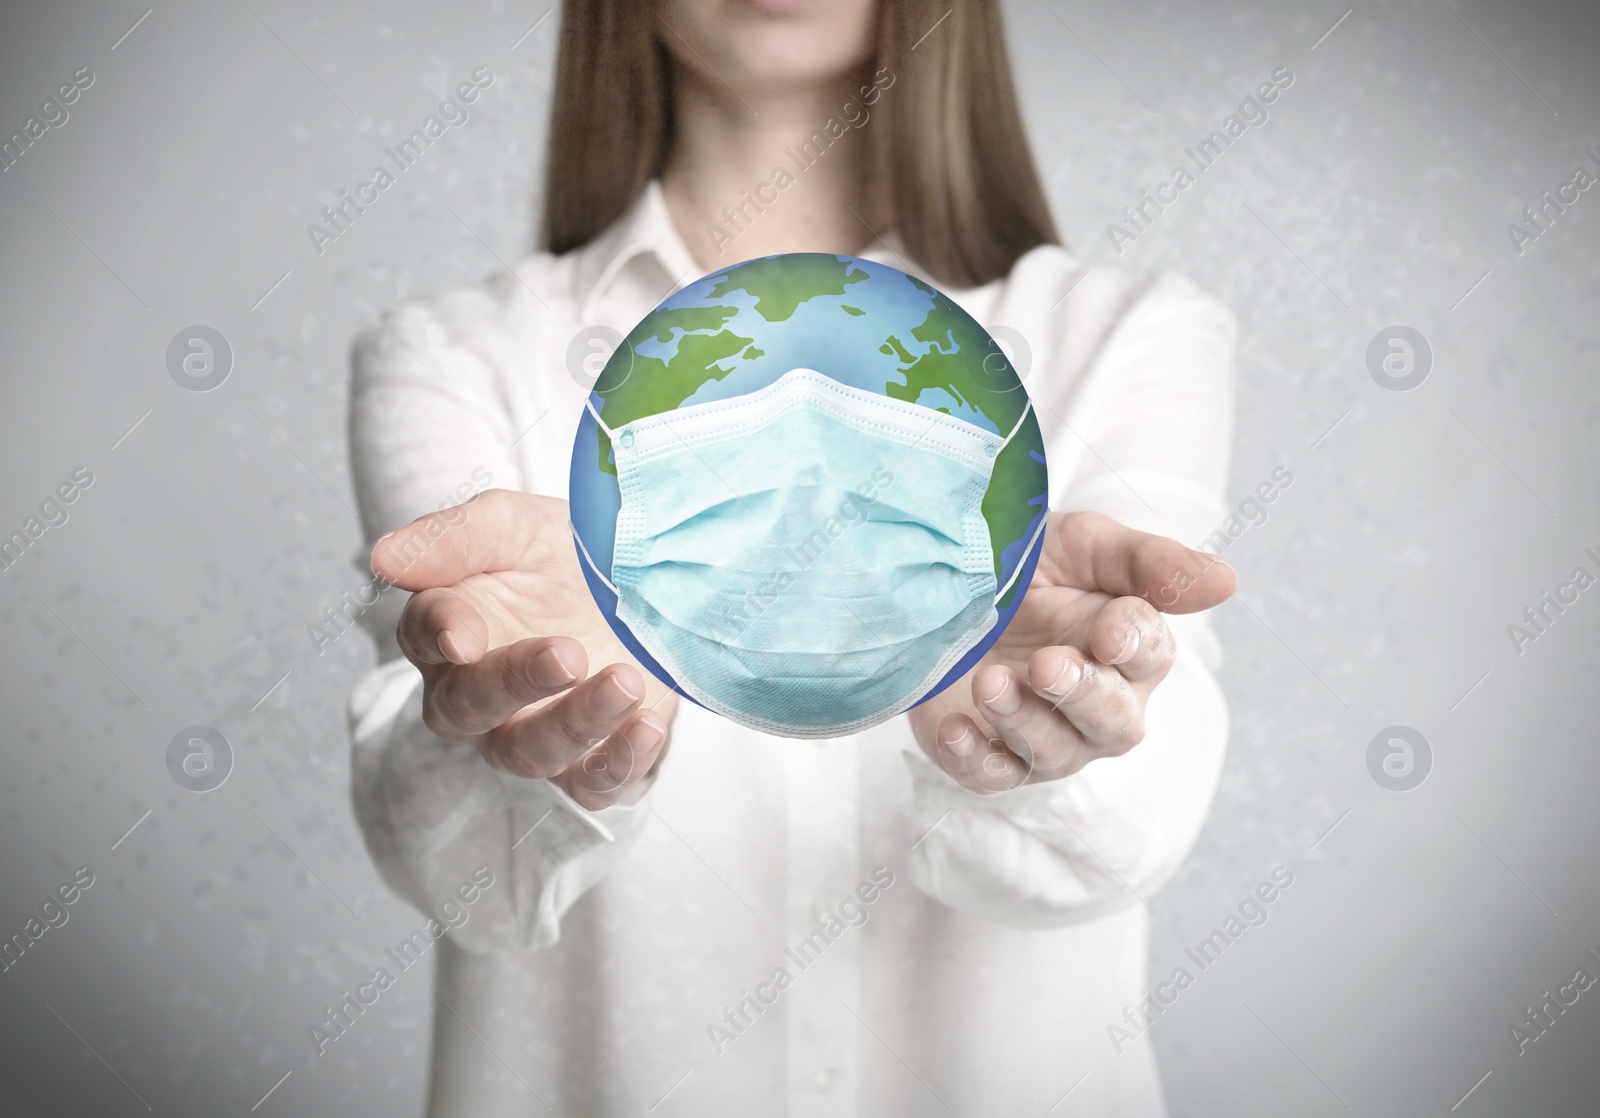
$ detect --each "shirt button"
[810,897,831,925]
[812,1067,840,1094]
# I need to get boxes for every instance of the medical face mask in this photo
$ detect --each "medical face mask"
[575,368,1039,739]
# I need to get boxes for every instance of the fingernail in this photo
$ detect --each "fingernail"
[530,646,579,687]
[1042,656,1084,700]
[438,629,472,665]
[1107,627,1141,665]
[982,674,1022,717]
[941,727,975,758]
[625,711,666,752]
[370,532,395,575]
[590,671,643,719]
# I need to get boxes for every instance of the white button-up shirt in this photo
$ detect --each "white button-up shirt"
[347,181,1236,1117]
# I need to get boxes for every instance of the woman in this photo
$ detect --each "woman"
[349,1,1237,1114]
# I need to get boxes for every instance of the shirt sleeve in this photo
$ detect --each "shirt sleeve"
[346,292,653,952]
[906,264,1237,926]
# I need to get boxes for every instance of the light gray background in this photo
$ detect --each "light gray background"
[1,1,1596,1114]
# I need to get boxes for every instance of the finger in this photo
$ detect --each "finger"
[370,489,573,592]
[972,663,1090,780]
[554,708,670,811]
[423,636,586,739]
[1036,511,1237,614]
[1027,648,1146,757]
[478,664,647,780]
[1084,596,1175,685]
[932,712,1029,794]
[1011,584,1110,658]
[397,586,491,668]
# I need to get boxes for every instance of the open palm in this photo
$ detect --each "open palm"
[907,510,1236,792]
[373,490,677,808]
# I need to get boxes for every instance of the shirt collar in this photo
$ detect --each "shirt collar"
[571,179,941,320]
[572,180,701,322]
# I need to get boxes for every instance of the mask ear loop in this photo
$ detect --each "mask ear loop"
[586,395,621,442]
[993,511,1049,605]
[570,520,620,597]
[1000,397,1034,447]
[991,399,1046,606]
[571,398,625,597]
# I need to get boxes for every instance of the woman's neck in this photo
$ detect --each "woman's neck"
[660,66,881,269]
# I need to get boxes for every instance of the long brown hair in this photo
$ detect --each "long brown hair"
[539,0,1060,288]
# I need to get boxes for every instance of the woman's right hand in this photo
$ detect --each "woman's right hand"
[370,488,678,810]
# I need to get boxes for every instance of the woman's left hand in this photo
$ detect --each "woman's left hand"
[908,511,1237,793]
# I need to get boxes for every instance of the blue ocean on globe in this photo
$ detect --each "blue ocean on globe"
[568,253,1049,721]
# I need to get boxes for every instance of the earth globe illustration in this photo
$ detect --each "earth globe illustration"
[568,252,1049,730]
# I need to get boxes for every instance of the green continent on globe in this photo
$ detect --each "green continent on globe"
[882,277,1046,600]
[706,254,866,321]
[593,304,751,477]
[643,304,741,340]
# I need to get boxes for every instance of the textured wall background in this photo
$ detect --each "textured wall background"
[1,1,1596,1114]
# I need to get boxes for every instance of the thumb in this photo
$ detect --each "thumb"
[1039,510,1237,614]
[370,489,570,591]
